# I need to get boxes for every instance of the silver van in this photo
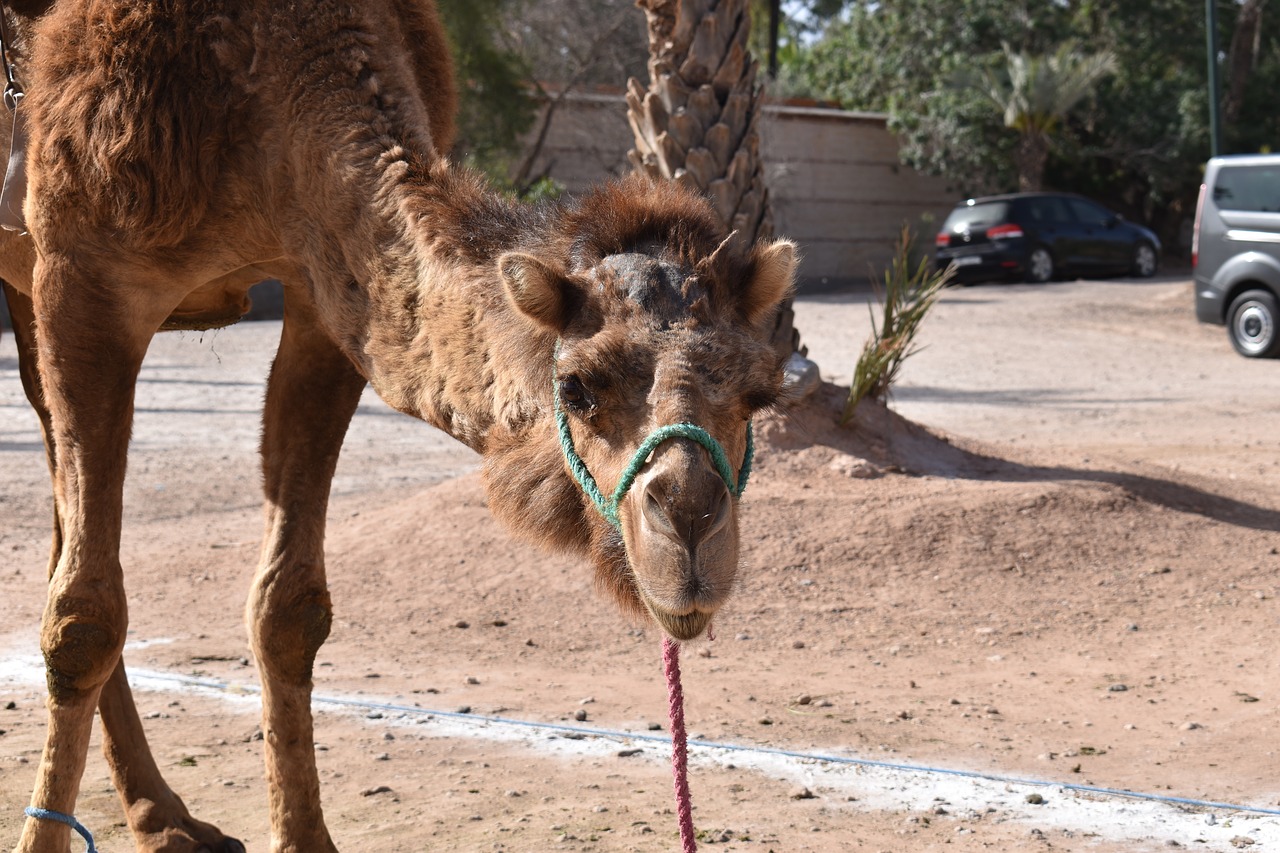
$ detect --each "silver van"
[1193,154,1280,358]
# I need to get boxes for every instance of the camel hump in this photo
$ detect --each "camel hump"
[24,2,245,249]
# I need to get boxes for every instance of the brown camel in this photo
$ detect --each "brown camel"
[1,1,796,851]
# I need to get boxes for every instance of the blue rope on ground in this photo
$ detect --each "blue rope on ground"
[134,669,1280,819]
[24,806,96,852]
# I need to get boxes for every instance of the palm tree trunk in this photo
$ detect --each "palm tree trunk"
[1223,0,1265,126]
[627,0,804,363]
[1014,133,1050,192]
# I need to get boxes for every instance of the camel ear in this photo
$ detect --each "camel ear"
[741,239,797,326]
[498,252,580,331]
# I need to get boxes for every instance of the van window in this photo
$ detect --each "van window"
[1212,165,1280,212]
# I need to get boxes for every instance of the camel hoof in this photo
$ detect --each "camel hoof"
[198,839,246,853]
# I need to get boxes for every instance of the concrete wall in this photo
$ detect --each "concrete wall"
[522,93,959,290]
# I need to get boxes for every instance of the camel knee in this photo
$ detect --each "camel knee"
[41,611,126,702]
[247,576,332,683]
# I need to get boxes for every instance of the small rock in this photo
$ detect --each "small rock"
[456,706,472,714]
[1126,623,1139,631]
[492,619,508,627]
[361,785,393,796]
[790,786,816,800]
[579,697,595,705]
[573,709,588,722]
[1230,836,1256,848]
[759,717,773,726]
[617,748,642,758]
[1108,684,1128,692]
[1181,721,1202,731]
[525,639,537,647]
[454,620,469,629]
[735,633,751,641]
[648,722,662,731]
[1025,793,1045,805]
[796,694,812,706]
[4,701,16,711]
[698,647,712,658]
[366,711,383,720]
[465,676,480,685]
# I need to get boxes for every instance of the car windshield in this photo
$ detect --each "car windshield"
[942,202,1011,233]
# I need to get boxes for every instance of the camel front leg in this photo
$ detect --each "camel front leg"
[7,280,245,853]
[247,295,367,853]
[16,260,156,853]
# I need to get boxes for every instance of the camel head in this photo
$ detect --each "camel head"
[497,177,796,640]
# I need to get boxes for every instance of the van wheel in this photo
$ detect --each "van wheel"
[1131,242,1158,277]
[1026,247,1054,283]
[1228,289,1280,358]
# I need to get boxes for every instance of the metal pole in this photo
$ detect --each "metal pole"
[1206,0,1223,156]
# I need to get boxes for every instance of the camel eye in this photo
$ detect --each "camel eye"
[559,375,595,413]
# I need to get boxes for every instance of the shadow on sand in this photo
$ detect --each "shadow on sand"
[765,383,1280,534]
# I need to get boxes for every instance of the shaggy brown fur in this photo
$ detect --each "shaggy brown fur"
[2,2,795,851]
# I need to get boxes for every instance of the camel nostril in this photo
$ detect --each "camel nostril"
[700,481,731,543]
[643,482,681,541]
[642,477,732,548]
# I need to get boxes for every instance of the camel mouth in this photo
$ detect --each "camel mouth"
[638,590,714,641]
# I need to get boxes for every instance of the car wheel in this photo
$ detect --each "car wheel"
[1228,289,1280,358]
[1131,242,1158,277]
[1026,246,1054,283]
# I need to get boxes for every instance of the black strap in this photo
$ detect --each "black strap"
[0,8,23,110]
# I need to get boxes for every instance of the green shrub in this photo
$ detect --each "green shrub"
[841,227,953,425]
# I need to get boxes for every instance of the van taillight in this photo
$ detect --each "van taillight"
[935,232,950,247]
[986,223,1025,240]
[1191,182,1206,269]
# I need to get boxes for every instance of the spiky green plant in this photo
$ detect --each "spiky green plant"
[840,228,953,425]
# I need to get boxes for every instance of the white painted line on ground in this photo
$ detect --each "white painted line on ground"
[2,637,1275,849]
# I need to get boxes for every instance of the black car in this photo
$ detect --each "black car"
[934,192,1161,284]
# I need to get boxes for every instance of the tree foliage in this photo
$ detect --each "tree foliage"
[977,41,1116,191]
[782,0,1280,251]
[437,0,537,178]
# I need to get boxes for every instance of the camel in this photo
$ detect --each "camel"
[1,1,796,850]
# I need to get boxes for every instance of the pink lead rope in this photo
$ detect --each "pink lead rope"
[663,637,698,852]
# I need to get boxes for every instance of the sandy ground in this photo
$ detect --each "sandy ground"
[2,274,1279,852]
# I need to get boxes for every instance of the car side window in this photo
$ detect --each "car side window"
[1024,198,1067,224]
[1213,166,1280,212]
[1066,198,1111,227]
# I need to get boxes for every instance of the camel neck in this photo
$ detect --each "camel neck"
[306,159,557,453]
[256,10,556,451]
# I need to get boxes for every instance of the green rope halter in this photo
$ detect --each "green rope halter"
[553,358,753,531]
